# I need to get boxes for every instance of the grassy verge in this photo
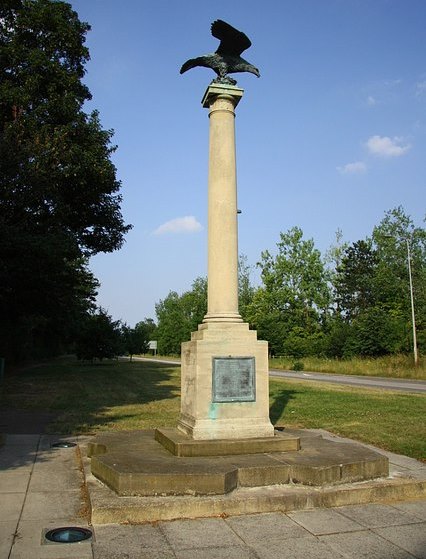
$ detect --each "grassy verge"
[1,357,180,434]
[270,378,426,461]
[270,354,426,380]
[1,357,424,460]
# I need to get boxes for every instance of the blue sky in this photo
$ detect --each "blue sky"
[69,0,426,326]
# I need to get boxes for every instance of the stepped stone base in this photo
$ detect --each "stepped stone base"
[155,428,300,457]
[88,428,388,497]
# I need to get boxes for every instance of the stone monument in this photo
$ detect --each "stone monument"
[86,22,390,514]
[178,21,274,440]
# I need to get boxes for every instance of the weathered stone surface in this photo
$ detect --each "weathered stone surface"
[89,429,389,497]
[155,428,300,457]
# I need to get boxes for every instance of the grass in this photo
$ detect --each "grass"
[1,357,180,434]
[1,357,425,460]
[270,354,426,380]
[270,378,426,461]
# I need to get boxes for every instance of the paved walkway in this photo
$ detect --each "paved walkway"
[1,433,425,558]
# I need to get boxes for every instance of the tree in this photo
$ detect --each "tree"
[248,227,331,356]
[134,318,157,346]
[238,254,255,321]
[331,207,426,357]
[373,207,426,354]
[75,308,122,361]
[0,0,131,361]
[335,240,378,320]
[121,324,149,360]
[155,278,207,355]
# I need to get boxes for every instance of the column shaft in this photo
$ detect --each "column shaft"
[202,86,243,323]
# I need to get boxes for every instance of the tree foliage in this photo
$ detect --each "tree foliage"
[332,207,425,357]
[155,277,207,355]
[247,227,331,356]
[0,0,131,362]
[153,208,425,361]
[75,308,122,361]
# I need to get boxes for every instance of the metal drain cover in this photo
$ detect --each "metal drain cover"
[45,526,92,543]
[51,441,77,448]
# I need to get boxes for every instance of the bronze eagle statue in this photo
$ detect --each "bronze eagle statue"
[180,20,260,85]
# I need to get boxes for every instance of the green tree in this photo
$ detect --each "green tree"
[238,254,255,321]
[121,324,149,360]
[0,0,131,361]
[331,207,425,357]
[335,239,378,320]
[155,277,207,355]
[248,227,331,356]
[134,318,157,348]
[75,308,122,361]
[373,207,426,355]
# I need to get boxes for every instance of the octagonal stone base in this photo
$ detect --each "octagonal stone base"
[88,429,389,497]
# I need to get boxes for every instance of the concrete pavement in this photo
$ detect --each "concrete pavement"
[1,432,425,558]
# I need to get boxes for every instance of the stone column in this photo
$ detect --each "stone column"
[176,83,274,441]
[202,84,243,323]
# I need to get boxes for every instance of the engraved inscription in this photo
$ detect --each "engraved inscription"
[212,357,256,402]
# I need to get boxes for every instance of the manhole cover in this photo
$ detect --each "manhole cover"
[51,441,77,448]
[45,526,92,543]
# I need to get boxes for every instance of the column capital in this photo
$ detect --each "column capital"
[201,83,244,109]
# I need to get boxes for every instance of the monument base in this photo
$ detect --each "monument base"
[178,321,274,440]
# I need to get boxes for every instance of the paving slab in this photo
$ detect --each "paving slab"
[287,508,363,535]
[0,447,37,472]
[21,490,85,521]
[225,512,307,543]
[250,535,344,559]
[0,521,17,559]
[159,517,243,549]
[0,493,26,524]
[2,434,41,447]
[392,500,426,520]
[28,462,84,492]
[319,530,416,559]
[336,502,423,527]
[0,471,30,493]
[93,547,174,559]
[374,523,426,558]
[174,546,255,559]
[92,523,176,559]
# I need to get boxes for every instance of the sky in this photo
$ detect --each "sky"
[68,0,426,327]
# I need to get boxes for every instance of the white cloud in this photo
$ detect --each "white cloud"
[416,80,426,97]
[365,135,411,157]
[367,95,377,106]
[337,161,367,175]
[152,215,203,235]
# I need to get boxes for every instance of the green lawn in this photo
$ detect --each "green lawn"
[1,357,425,460]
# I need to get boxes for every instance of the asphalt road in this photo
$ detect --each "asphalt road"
[269,369,426,394]
[133,357,426,394]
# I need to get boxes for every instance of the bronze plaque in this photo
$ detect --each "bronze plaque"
[212,357,256,402]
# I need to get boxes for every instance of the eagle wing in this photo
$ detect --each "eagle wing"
[211,20,252,56]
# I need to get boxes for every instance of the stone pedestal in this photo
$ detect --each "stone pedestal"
[177,83,274,440]
[178,322,274,440]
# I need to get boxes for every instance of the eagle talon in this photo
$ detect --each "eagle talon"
[212,76,237,86]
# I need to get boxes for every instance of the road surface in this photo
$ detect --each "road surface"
[131,357,426,394]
